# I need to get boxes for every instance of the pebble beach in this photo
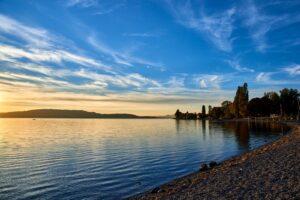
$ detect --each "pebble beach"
[131,124,300,200]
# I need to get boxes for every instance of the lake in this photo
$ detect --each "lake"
[0,119,289,199]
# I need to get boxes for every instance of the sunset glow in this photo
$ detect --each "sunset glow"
[0,0,300,115]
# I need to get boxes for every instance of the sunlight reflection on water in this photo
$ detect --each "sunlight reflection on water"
[0,119,289,199]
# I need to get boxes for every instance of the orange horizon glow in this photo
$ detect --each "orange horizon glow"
[0,89,222,116]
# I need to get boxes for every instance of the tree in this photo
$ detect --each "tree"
[208,105,212,116]
[233,83,249,118]
[210,107,224,119]
[248,97,271,117]
[175,109,182,120]
[239,83,249,117]
[222,101,234,118]
[221,101,231,108]
[280,88,300,119]
[264,92,280,115]
[202,105,206,117]
[248,98,261,117]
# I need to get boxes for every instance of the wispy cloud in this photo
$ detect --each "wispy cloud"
[94,3,124,15]
[73,69,161,89]
[193,74,224,89]
[0,65,161,94]
[0,61,52,76]
[87,36,133,66]
[0,14,162,99]
[256,72,272,82]
[87,35,165,70]
[256,71,300,85]
[241,0,300,52]
[66,0,98,8]
[0,14,112,71]
[0,44,109,70]
[0,14,56,48]
[166,1,236,52]
[226,59,254,72]
[123,31,164,38]
[66,0,124,15]
[166,76,185,88]
[282,64,300,75]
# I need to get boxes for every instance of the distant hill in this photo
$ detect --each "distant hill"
[158,114,175,119]
[0,109,156,119]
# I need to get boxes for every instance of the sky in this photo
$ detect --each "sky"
[0,0,300,115]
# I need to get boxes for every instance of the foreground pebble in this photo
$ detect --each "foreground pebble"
[130,125,300,200]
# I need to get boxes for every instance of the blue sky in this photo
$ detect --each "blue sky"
[0,0,300,115]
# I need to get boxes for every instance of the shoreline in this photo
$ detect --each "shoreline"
[130,123,300,199]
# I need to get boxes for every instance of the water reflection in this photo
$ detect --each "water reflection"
[175,120,289,151]
[222,121,288,150]
[0,119,289,199]
[202,120,206,134]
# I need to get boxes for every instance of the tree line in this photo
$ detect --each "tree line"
[175,83,300,120]
[175,105,211,120]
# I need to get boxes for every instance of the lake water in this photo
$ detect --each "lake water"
[0,119,289,199]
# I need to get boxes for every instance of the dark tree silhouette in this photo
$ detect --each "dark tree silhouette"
[175,109,182,120]
[210,107,223,119]
[248,97,271,117]
[264,92,280,115]
[222,101,234,118]
[202,105,206,117]
[280,88,300,119]
[233,83,249,118]
[208,105,212,116]
[174,84,299,120]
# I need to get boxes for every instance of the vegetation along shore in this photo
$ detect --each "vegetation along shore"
[131,83,300,199]
[175,83,300,121]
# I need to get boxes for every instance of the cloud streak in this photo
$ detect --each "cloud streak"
[87,35,165,70]
[0,14,55,48]
[0,14,163,99]
[241,0,300,52]
[166,1,236,52]
[282,64,300,75]
[256,71,300,85]
[227,59,255,72]
[193,74,225,89]
[0,44,109,70]
[123,31,165,38]
[66,0,98,8]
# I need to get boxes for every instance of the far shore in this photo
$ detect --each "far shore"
[130,122,300,199]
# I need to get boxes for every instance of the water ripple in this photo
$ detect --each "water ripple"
[0,119,288,199]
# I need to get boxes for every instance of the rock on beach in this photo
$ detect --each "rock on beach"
[130,125,300,200]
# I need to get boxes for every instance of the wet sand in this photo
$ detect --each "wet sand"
[131,124,300,200]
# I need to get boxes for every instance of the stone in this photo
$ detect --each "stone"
[199,164,209,171]
[151,187,160,193]
[209,161,218,168]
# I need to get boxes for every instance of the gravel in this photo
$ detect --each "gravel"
[130,125,300,200]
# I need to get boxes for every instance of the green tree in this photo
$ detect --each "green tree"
[239,83,249,117]
[233,83,249,118]
[222,101,234,118]
[210,107,224,119]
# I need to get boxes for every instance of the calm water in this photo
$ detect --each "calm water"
[0,119,289,199]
